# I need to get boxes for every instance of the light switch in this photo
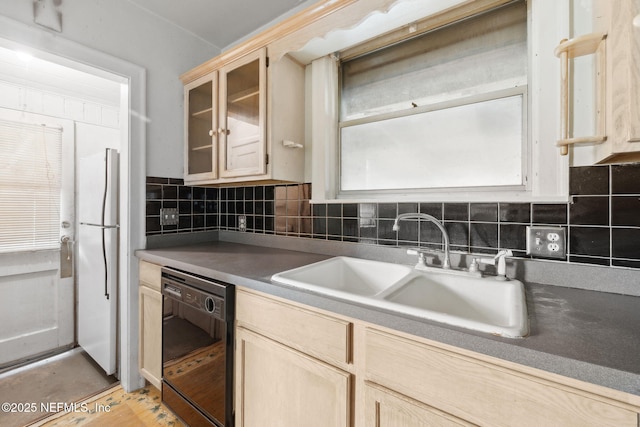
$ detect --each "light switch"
[161,208,178,226]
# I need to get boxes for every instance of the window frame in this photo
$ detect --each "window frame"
[308,0,569,203]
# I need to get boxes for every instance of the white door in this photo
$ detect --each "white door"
[0,109,75,366]
[77,148,119,375]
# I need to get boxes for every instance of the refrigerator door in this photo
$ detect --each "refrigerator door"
[77,148,119,375]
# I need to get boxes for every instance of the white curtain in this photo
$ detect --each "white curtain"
[310,54,339,201]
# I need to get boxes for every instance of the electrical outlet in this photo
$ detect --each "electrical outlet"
[526,226,566,259]
[160,208,178,226]
[238,215,247,232]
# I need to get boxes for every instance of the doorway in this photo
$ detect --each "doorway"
[0,19,146,391]
[0,42,130,380]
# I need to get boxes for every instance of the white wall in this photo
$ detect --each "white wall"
[0,0,220,178]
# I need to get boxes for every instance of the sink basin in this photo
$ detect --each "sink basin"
[271,256,529,338]
[271,256,412,298]
[379,271,528,338]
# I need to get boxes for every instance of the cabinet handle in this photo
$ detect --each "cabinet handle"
[218,128,231,136]
[209,129,214,137]
[554,33,608,155]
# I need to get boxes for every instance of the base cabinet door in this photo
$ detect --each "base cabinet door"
[138,285,162,389]
[365,327,640,427]
[235,327,351,427]
[364,382,474,427]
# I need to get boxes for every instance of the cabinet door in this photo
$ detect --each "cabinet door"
[365,328,639,427]
[219,48,267,178]
[235,327,351,427]
[138,285,162,389]
[364,382,474,427]
[184,72,218,183]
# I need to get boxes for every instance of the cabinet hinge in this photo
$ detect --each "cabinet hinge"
[265,154,269,165]
[266,57,269,68]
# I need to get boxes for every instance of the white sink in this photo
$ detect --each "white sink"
[271,256,412,298]
[271,256,529,338]
[379,271,528,338]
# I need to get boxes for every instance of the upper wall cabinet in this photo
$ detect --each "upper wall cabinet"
[219,49,267,179]
[571,0,640,164]
[183,47,305,186]
[184,72,218,183]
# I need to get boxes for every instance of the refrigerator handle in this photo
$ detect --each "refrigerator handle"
[102,148,110,300]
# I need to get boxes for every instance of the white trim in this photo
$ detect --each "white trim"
[0,15,147,392]
[310,0,570,203]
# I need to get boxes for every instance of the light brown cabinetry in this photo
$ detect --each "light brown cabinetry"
[235,287,640,427]
[364,381,473,427]
[183,48,305,185]
[588,0,640,163]
[184,72,218,182]
[219,49,266,179]
[364,327,640,427]
[234,289,352,427]
[138,260,162,389]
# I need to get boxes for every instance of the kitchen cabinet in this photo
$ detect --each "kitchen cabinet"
[574,0,640,163]
[364,381,473,427]
[234,289,352,427]
[183,48,305,185]
[235,287,640,427]
[364,327,640,427]
[138,260,162,389]
[184,72,218,183]
[218,49,266,179]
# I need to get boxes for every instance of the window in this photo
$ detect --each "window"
[338,1,528,195]
[0,118,62,253]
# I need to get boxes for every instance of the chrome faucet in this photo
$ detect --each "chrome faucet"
[392,213,451,269]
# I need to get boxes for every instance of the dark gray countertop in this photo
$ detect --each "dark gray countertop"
[136,240,640,397]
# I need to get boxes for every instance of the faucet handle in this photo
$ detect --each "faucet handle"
[477,250,513,280]
[493,250,513,280]
[407,248,427,267]
[406,248,440,268]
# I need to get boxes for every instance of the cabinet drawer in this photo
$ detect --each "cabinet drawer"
[236,289,352,366]
[139,260,161,291]
[365,328,638,427]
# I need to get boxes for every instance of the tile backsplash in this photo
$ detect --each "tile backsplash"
[146,163,640,269]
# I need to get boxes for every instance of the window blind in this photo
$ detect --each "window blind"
[340,0,527,122]
[0,118,62,253]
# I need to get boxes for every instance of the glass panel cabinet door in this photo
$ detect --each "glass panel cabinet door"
[185,72,217,181]
[219,48,267,178]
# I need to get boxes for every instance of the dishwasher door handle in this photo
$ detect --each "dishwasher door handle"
[163,284,182,300]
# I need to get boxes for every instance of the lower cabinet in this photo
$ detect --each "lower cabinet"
[236,287,640,427]
[235,327,351,427]
[364,382,473,427]
[234,288,352,427]
[138,261,162,389]
[364,328,640,427]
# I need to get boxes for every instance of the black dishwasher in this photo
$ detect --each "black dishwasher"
[161,267,235,427]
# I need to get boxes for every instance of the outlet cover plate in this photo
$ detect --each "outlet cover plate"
[160,208,178,226]
[526,226,566,259]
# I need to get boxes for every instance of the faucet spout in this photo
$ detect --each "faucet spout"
[393,213,451,269]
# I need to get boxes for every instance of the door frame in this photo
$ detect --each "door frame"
[0,17,147,391]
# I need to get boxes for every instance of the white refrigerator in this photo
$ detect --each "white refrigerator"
[77,148,119,375]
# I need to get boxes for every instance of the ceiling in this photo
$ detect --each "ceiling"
[126,0,313,51]
[0,45,121,106]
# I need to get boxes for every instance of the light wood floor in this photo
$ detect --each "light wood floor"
[29,385,185,427]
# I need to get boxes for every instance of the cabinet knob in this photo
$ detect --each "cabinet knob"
[217,128,230,136]
[209,130,214,137]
